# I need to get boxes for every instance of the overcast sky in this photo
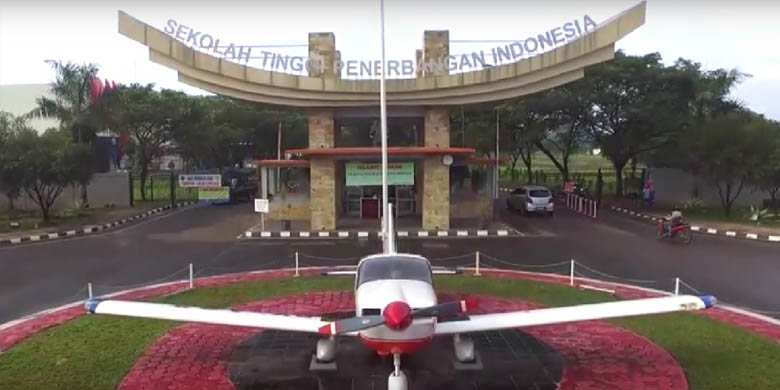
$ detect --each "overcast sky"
[1,0,778,119]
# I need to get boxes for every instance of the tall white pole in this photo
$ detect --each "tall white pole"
[495,109,500,199]
[379,0,390,253]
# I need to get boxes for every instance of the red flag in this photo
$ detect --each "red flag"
[104,79,111,92]
[111,80,117,89]
[90,78,101,101]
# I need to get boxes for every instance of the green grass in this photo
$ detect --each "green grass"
[670,206,780,229]
[1,276,779,390]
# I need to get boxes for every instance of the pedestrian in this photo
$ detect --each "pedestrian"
[642,179,655,209]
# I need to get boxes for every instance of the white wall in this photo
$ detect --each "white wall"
[651,168,766,208]
[0,172,131,212]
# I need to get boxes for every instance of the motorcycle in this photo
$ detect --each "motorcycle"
[657,218,693,244]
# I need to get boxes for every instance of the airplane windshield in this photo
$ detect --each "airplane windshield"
[357,256,432,286]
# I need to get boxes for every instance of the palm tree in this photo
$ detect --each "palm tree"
[28,60,101,207]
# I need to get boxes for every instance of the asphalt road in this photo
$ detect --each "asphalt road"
[1,199,779,324]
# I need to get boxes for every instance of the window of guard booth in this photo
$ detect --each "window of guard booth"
[335,117,423,147]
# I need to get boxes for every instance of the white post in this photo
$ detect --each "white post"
[88,282,93,299]
[189,263,194,289]
[494,109,500,199]
[260,213,265,231]
[569,260,575,286]
[379,0,390,253]
[475,251,481,276]
[674,277,680,295]
[294,251,300,277]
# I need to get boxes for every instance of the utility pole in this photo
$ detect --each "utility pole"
[379,0,390,253]
[495,109,500,199]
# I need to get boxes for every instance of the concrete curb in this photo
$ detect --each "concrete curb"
[242,228,517,239]
[0,202,197,247]
[609,205,780,244]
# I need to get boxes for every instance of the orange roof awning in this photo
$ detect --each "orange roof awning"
[255,159,310,167]
[286,146,476,157]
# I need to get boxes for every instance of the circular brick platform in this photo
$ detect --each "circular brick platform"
[117,292,686,390]
[4,268,780,390]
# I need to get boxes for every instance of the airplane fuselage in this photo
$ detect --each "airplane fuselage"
[355,279,437,355]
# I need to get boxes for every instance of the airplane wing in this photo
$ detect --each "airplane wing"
[434,294,716,335]
[85,299,331,333]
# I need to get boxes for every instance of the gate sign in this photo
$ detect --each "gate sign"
[179,174,221,188]
[346,162,414,186]
[198,186,230,202]
[564,180,575,193]
[254,198,269,213]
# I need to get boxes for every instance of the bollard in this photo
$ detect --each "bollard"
[88,282,93,299]
[189,263,194,289]
[475,251,481,276]
[294,252,300,277]
[569,260,575,286]
[674,277,680,295]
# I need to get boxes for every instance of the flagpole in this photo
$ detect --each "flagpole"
[379,0,390,252]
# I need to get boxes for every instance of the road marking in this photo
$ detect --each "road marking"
[10,238,21,244]
[318,231,330,237]
[398,231,408,237]
[30,235,40,241]
[338,231,349,237]
[260,231,271,237]
[417,231,429,237]
[768,236,780,242]
[280,231,291,237]
[66,230,76,236]
[299,232,310,237]
[357,232,369,238]
[691,226,701,231]
[746,233,758,239]
[497,230,509,236]
[707,228,717,234]
[477,230,488,236]
[437,231,448,237]
[726,231,737,237]
[457,230,468,237]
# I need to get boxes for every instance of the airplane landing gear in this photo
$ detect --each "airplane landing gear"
[387,353,407,390]
[453,334,475,362]
[315,336,337,362]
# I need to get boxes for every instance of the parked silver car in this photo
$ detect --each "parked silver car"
[506,185,554,216]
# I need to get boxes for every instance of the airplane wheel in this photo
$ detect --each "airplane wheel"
[387,370,407,390]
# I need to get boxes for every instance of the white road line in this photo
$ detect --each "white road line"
[299,232,310,237]
[437,231,448,237]
[358,232,369,238]
[417,231,429,237]
[398,231,408,237]
[477,230,488,236]
[497,230,509,236]
[318,231,330,237]
[30,235,40,241]
[457,230,468,237]
[260,231,272,237]
[338,231,349,237]
[691,226,701,231]
[280,231,291,237]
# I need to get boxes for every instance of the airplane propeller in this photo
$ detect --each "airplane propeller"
[318,298,479,335]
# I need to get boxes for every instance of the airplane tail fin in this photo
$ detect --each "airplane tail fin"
[384,203,396,254]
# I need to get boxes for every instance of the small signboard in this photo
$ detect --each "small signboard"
[254,198,269,213]
[179,174,221,188]
[564,181,575,194]
[199,186,230,203]
[345,162,414,186]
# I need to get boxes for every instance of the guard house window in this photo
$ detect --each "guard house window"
[357,256,432,286]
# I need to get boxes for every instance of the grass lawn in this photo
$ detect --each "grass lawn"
[1,276,779,390]
[132,176,198,202]
[654,205,780,233]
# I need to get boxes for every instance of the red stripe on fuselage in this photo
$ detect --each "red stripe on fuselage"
[359,334,432,355]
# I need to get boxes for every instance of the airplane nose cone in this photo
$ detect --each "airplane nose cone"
[383,301,412,330]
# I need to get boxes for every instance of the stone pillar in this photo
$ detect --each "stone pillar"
[308,108,336,230]
[308,32,336,77]
[422,107,450,230]
[422,30,449,76]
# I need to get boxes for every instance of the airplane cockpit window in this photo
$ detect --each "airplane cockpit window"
[357,256,433,286]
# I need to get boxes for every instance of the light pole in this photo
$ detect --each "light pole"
[495,108,500,199]
[379,0,391,253]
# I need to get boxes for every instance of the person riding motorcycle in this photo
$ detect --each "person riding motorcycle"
[663,210,684,237]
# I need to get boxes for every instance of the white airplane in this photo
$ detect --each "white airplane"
[84,209,716,390]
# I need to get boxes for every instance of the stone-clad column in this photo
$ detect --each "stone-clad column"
[309,109,336,230]
[422,107,450,230]
[422,30,449,76]
[308,32,336,77]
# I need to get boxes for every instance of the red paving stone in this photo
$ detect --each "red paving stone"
[119,292,687,390]
[1,267,780,389]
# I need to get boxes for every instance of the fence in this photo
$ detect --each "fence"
[565,193,598,218]
[501,170,644,198]
[54,251,780,321]
[131,173,198,203]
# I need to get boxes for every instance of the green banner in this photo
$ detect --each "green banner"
[346,162,414,186]
[199,186,230,201]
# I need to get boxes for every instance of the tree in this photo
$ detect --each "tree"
[499,101,542,183]
[28,60,102,206]
[758,165,780,211]
[531,82,591,181]
[585,52,695,196]
[0,112,34,213]
[682,113,780,216]
[17,130,89,221]
[673,59,750,126]
[118,84,174,200]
